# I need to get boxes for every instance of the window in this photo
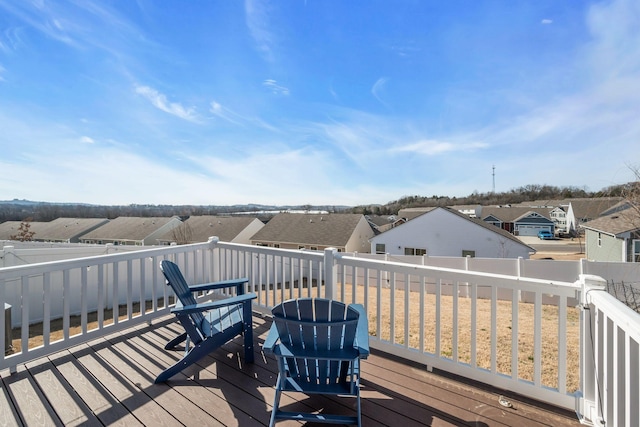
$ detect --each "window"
[598,232,602,247]
[299,245,306,249]
[273,244,280,248]
[404,247,426,256]
[462,250,476,258]
[375,243,386,254]
[633,240,640,262]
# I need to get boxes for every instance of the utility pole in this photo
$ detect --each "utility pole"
[492,165,496,194]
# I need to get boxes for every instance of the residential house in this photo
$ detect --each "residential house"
[365,215,405,234]
[156,215,264,245]
[480,206,555,236]
[250,213,374,253]
[31,218,109,243]
[580,207,640,262]
[370,207,535,258]
[565,197,624,235]
[79,216,182,246]
[398,206,437,220]
[549,206,569,235]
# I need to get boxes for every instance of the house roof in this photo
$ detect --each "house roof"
[34,218,109,241]
[0,220,51,240]
[580,208,640,236]
[398,207,437,220]
[480,206,552,222]
[157,216,261,243]
[80,217,179,241]
[250,213,367,247]
[567,197,624,219]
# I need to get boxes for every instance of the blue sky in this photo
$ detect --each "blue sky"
[1,0,639,206]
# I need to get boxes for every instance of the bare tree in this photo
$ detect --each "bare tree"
[171,222,193,245]
[9,218,35,242]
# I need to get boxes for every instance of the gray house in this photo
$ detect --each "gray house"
[581,208,640,262]
[156,216,264,245]
[480,206,554,236]
[250,213,374,253]
[79,216,183,246]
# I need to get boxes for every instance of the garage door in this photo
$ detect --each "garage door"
[517,225,552,236]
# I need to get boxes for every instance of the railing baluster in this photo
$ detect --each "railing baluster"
[98,264,104,329]
[402,273,408,348]
[435,278,441,358]
[511,287,519,380]
[43,272,51,347]
[534,291,542,387]
[491,285,497,374]
[21,275,29,353]
[470,282,477,368]
[558,295,567,394]
[453,280,459,362]
[63,269,70,341]
[81,266,88,335]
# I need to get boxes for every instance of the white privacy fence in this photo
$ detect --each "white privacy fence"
[1,238,638,426]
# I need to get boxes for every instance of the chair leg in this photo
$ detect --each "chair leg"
[164,332,188,350]
[269,374,283,427]
[242,302,255,363]
[155,341,209,383]
[356,384,362,427]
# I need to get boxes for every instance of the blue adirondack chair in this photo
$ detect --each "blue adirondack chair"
[155,260,257,383]
[263,298,370,426]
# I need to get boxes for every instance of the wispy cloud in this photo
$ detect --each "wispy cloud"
[80,136,95,144]
[394,139,488,156]
[245,0,276,62]
[371,77,389,106]
[263,79,290,95]
[135,85,199,122]
[541,19,553,25]
[209,101,243,125]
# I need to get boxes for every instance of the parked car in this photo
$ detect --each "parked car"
[537,230,553,240]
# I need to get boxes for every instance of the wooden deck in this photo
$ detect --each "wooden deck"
[1,314,582,426]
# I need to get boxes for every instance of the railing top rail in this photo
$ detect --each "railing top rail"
[336,253,581,295]
[586,286,640,342]
[0,241,212,278]
[213,240,325,261]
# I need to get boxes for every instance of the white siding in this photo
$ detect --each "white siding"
[370,207,531,259]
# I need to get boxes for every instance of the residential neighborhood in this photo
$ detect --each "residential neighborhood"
[2,197,640,263]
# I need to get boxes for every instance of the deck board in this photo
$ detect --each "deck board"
[1,314,582,426]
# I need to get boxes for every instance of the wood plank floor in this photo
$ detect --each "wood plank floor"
[1,314,582,426]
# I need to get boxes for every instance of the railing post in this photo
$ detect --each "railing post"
[324,247,337,300]
[577,274,607,426]
[208,236,220,283]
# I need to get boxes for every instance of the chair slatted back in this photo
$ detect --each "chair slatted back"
[272,298,359,385]
[160,260,205,330]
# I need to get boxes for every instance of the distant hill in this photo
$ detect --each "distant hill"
[0,200,351,222]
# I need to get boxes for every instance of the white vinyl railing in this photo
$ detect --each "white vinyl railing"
[578,275,640,427]
[1,237,638,425]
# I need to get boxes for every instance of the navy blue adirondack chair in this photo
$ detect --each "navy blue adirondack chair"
[155,260,257,383]
[263,298,370,426]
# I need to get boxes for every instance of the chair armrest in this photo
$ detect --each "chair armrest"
[350,303,370,358]
[262,323,280,354]
[189,278,249,294]
[172,292,256,315]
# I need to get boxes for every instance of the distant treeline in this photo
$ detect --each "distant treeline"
[350,183,636,216]
[0,201,349,223]
[1,182,636,222]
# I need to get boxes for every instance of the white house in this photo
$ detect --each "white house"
[370,207,535,259]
